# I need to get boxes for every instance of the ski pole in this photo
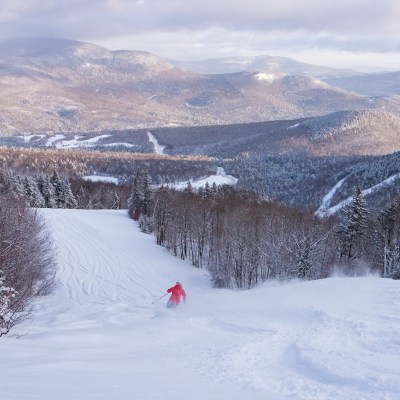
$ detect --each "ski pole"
[152,293,168,304]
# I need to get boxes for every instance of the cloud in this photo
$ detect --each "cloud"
[0,0,399,69]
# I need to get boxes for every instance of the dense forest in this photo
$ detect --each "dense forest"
[1,146,400,212]
[128,171,400,288]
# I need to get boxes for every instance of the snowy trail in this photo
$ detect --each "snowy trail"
[147,131,165,154]
[1,209,400,400]
[315,176,347,217]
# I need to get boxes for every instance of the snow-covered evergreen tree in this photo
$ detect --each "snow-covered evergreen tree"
[22,176,44,207]
[141,170,153,217]
[62,178,77,209]
[22,176,34,205]
[7,173,24,199]
[378,199,400,278]
[128,173,142,220]
[50,170,64,208]
[338,187,369,261]
[184,180,193,193]
[41,175,56,208]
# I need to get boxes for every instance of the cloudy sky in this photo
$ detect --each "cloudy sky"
[1,0,400,71]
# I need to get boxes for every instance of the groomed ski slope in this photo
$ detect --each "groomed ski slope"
[1,209,400,400]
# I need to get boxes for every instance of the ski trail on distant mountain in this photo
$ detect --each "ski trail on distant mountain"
[147,131,165,154]
[317,172,400,217]
[315,176,347,217]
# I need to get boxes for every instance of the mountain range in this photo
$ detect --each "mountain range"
[1,37,400,137]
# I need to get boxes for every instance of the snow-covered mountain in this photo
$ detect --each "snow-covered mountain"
[2,108,400,157]
[323,70,400,97]
[134,109,400,157]
[171,54,359,77]
[2,208,400,400]
[0,37,399,135]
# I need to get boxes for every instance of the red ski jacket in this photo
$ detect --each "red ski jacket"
[167,283,186,304]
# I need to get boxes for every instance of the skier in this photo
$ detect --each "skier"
[166,282,186,309]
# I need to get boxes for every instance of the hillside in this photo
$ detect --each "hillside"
[171,54,359,77]
[323,70,400,97]
[4,109,398,157]
[0,38,397,135]
[143,109,400,157]
[1,208,399,400]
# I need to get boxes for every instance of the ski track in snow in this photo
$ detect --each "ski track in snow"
[1,209,400,400]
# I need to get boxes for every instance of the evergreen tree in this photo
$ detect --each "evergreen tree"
[184,180,193,193]
[128,173,142,220]
[378,199,400,277]
[41,175,56,208]
[22,176,34,206]
[62,178,77,209]
[338,187,369,261]
[7,173,24,198]
[141,170,153,217]
[50,171,64,208]
[31,182,45,208]
[202,182,211,199]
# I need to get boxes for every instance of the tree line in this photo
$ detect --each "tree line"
[128,171,400,289]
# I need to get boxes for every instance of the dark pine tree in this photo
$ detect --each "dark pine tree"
[338,187,369,261]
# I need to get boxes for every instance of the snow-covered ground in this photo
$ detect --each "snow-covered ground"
[1,209,400,400]
[82,175,119,184]
[169,167,238,190]
[54,134,111,149]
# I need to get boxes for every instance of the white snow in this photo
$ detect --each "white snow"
[1,209,400,400]
[288,122,300,129]
[46,134,65,147]
[255,72,277,82]
[103,142,138,148]
[168,167,238,190]
[147,131,165,155]
[82,175,119,184]
[18,134,46,142]
[54,134,111,149]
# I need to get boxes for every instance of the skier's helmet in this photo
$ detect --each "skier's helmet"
[176,281,181,285]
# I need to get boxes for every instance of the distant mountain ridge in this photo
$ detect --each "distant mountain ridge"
[149,109,400,157]
[170,55,359,77]
[0,37,400,135]
[2,109,400,158]
[323,71,400,97]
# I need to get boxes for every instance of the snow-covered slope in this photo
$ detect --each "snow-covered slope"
[1,209,400,400]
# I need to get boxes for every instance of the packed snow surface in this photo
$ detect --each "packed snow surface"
[169,167,238,190]
[1,209,400,400]
[82,175,119,184]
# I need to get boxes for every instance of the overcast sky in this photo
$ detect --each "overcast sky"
[1,0,400,71]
